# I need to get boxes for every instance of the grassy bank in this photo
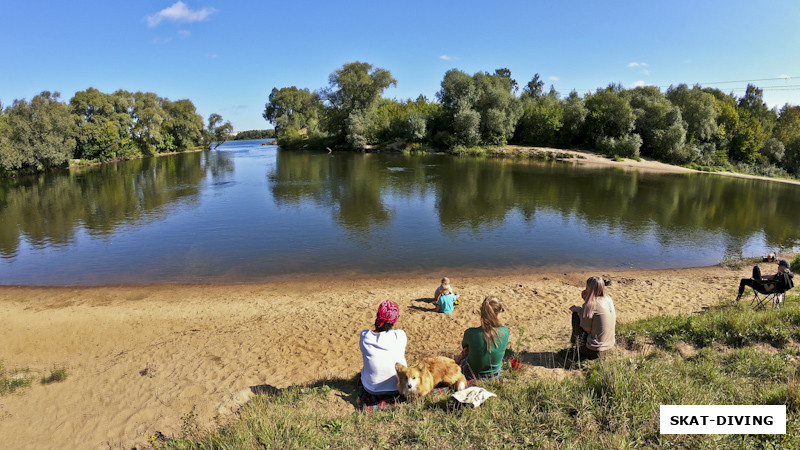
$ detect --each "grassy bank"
[155,292,799,449]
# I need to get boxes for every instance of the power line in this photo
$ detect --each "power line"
[696,76,797,85]
[570,77,800,93]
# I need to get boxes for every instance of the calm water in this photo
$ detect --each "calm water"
[1,139,798,285]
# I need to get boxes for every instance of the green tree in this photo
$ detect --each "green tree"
[627,86,687,162]
[584,85,635,140]
[453,108,481,147]
[372,95,439,144]
[437,69,521,146]
[404,111,427,142]
[494,68,518,93]
[70,87,135,160]
[515,89,563,147]
[583,85,640,156]
[728,110,767,163]
[0,91,75,172]
[323,62,396,145]
[774,104,800,145]
[667,85,718,142]
[522,73,544,100]
[263,86,322,148]
[738,84,776,135]
[760,138,785,165]
[233,129,275,140]
[773,105,800,174]
[560,91,588,148]
[162,99,205,150]
[207,113,233,149]
[784,140,800,176]
[472,70,522,145]
[437,69,476,113]
[131,92,167,154]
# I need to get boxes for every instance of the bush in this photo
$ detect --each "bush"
[595,133,642,158]
[452,109,481,147]
[41,367,68,385]
[0,362,32,395]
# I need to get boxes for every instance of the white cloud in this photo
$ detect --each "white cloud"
[178,30,191,39]
[207,53,219,59]
[631,80,647,88]
[627,62,648,68]
[147,2,217,27]
[548,76,560,81]
[641,69,651,75]
[439,55,460,61]
[779,74,791,80]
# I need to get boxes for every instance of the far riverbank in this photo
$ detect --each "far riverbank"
[499,145,800,186]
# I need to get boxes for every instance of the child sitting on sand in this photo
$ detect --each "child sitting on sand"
[434,277,460,305]
[435,284,458,314]
[434,277,450,301]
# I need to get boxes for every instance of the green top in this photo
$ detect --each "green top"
[462,326,510,377]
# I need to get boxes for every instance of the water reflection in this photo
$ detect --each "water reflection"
[269,152,393,231]
[0,150,234,258]
[269,150,800,257]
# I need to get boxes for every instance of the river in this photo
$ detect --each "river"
[1,139,797,285]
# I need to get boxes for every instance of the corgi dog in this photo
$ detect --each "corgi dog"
[395,356,467,398]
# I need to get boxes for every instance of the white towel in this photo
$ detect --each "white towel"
[451,386,496,407]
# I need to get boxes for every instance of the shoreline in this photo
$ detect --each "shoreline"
[68,146,208,170]
[507,145,800,186]
[0,262,770,448]
[0,260,724,288]
[5,141,797,187]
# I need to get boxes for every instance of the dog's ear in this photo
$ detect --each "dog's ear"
[395,363,406,373]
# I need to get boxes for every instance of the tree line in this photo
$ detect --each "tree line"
[0,88,234,176]
[233,129,275,140]
[264,61,800,178]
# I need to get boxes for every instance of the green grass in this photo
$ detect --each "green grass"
[618,300,800,349]
[0,362,33,395]
[155,295,800,449]
[40,366,68,385]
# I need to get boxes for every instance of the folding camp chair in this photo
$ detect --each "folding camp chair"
[564,334,584,369]
[750,289,786,309]
[737,264,794,309]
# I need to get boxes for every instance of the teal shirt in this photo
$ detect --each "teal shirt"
[462,326,509,377]
[436,294,457,314]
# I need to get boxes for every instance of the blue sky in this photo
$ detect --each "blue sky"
[2,1,800,131]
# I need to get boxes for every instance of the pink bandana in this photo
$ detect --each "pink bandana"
[376,300,399,327]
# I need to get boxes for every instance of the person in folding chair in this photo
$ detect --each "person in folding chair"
[735,259,794,307]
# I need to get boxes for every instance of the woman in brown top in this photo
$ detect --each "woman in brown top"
[569,276,616,359]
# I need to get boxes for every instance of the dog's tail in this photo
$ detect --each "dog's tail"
[455,374,467,391]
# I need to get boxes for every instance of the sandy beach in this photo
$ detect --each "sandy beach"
[0,263,765,448]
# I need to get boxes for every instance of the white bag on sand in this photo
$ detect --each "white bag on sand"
[451,386,496,407]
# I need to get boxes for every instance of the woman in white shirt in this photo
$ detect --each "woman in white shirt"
[359,300,407,394]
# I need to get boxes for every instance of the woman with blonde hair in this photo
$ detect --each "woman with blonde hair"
[569,276,616,359]
[456,296,509,379]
